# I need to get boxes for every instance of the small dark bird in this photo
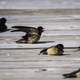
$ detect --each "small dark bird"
[11,26,44,43]
[39,44,64,55]
[63,68,80,78]
[0,17,9,32]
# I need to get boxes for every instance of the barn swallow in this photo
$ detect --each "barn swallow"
[39,44,64,55]
[11,26,44,43]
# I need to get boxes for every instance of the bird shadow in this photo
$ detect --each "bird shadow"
[38,53,70,56]
[59,54,70,56]
[50,54,70,56]
[15,41,55,44]
[35,41,55,44]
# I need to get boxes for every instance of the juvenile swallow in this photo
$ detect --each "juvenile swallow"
[39,44,64,55]
[11,26,44,43]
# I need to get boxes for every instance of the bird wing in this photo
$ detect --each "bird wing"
[11,26,37,33]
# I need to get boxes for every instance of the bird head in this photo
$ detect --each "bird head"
[37,26,44,33]
[0,17,7,24]
[56,44,64,50]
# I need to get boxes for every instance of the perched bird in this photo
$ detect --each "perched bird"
[39,44,64,55]
[0,17,9,32]
[11,26,44,43]
[63,68,80,78]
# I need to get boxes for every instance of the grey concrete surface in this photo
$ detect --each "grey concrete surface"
[0,46,80,80]
[0,2,80,79]
[0,33,80,80]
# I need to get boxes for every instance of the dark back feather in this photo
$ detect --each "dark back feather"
[11,26,37,33]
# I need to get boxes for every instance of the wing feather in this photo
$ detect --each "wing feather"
[11,26,37,33]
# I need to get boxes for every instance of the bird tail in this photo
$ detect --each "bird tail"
[38,52,42,55]
[38,50,43,55]
[39,49,47,55]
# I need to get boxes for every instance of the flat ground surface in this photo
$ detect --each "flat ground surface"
[0,10,80,80]
[0,30,80,80]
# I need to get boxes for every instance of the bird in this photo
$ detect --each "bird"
[39,44,64,55]
[63,68,80,78]
[0,17,10,32]
[11,26,44,43]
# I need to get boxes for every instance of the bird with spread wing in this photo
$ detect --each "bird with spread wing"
[11,26,44,43]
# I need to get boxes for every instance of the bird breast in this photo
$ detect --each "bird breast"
[47,47,58,55]
[27,32,40,43]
